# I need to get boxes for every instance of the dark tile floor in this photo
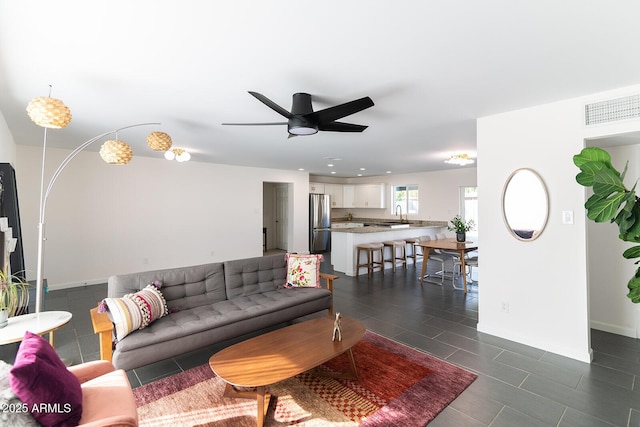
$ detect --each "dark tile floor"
[2,257,639,426]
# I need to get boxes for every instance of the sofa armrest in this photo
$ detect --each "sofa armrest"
[319,272,338,315]
[90,307,114,362]
[68,360,115,384]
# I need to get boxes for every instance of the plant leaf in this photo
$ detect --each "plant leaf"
[576,161,607,187]
[623,246,640,260]
[628,269,640,303]
[586,192,627,222]
[573,147,612,168]
[592,168,626,196]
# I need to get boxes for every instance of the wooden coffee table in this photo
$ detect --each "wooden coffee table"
[209,315,366,427]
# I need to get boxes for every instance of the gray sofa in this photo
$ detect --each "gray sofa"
[90,253,337,371]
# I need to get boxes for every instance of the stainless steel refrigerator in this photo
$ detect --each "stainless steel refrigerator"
[309,193,331,253]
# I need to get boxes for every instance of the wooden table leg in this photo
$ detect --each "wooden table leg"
[48,331,55,347]
[420,248,431,284]
[316,348,359,380]
[256,386,267,427]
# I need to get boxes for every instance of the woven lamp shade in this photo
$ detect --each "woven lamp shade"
[26,96,72,129]
[99,140,134,164]
[147,131,172,151]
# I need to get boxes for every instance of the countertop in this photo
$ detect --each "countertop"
[330,218,447,233]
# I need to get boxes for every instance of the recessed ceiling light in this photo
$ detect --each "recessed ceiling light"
[328,164,334,167]
[386,171,392,174]
[331,171,336,174]
[298,168,305,171]
[359,167,366,171]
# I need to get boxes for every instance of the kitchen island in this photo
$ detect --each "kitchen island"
[331,222,447,276]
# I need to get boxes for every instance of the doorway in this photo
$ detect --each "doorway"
[263,182,291,253]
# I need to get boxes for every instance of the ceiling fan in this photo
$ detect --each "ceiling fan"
[222,91,374,137]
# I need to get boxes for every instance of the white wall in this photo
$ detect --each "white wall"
[313,168,477,222]
[477,96,592,362]
[16,145,309,289]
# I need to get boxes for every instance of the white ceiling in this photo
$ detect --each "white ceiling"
[2,1,640,177]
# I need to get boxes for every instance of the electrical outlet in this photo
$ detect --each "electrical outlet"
[501,301,509,313]
[143,257,149,265]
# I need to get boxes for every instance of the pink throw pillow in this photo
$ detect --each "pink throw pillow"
[9,331,83,427]
[285,253,323,288]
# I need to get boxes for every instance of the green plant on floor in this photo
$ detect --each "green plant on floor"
[0,270,29,317]
[573,146,640,303]
[447,215,475,233]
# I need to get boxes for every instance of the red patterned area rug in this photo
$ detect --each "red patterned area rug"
[133,331,477,426]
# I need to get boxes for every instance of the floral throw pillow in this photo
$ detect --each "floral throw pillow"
[285,253,323,288]
[98,281,169,342]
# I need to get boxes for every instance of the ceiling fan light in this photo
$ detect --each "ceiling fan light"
[26,96,72,129]
[164,150,176,160]
[99,140,134,164]
[288,126,318,135]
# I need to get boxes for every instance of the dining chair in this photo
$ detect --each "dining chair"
[453,254,479,290]
[420,235,451,285]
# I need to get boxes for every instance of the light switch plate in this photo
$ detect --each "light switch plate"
[562,210,574,224]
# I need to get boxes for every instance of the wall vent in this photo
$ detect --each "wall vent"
[585,94,640,126]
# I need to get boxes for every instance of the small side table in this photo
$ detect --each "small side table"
[0,311,72,347]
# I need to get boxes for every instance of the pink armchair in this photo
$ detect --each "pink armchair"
[67,360,138,427]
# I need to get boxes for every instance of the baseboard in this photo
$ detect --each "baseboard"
[47,278,107,291]
[477,322,593,363]
[590,320,636,339]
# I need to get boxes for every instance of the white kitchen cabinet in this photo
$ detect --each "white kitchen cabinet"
[354,184,386,208]
[309,182,325,193]
[342,185,356,208]
[324,184,344,208]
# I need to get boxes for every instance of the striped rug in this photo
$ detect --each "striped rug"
[133,331,476,426]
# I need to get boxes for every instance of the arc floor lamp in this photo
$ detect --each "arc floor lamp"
[26,89,171,313]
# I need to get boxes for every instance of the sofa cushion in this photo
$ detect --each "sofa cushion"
[114,287,331,353]
[77,368,138,426]
[224,254,287,299]
[111,287,332,370]
[108,262,227,311]
[285,253,323,287]
[99,282,169,341]
[9,332,83,427]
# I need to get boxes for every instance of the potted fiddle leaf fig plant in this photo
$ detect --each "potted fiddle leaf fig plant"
[0,270,29,327]
[573,146,640,303]
[448,215,475,242]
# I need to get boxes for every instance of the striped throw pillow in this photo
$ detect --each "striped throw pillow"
[98,282,169,342]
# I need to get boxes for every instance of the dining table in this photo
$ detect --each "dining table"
[418,239,478,293]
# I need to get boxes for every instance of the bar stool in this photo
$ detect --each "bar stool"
[356,242,384,277]
[404,237,420,266]
[383,240,407,272]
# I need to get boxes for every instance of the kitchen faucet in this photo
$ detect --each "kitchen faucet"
[395,204,404,222]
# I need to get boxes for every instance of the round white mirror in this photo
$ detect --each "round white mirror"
[501,168,549,241]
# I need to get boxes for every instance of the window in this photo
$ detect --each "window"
[392,185,419,215]
[460,186,478,234]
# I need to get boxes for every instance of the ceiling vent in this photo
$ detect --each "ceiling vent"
[585,94,640,126]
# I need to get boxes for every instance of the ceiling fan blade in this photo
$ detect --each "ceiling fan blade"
[318,121,368,132]
[308,96,374,124]
[221,122,288,126]
[248,91,293,119]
